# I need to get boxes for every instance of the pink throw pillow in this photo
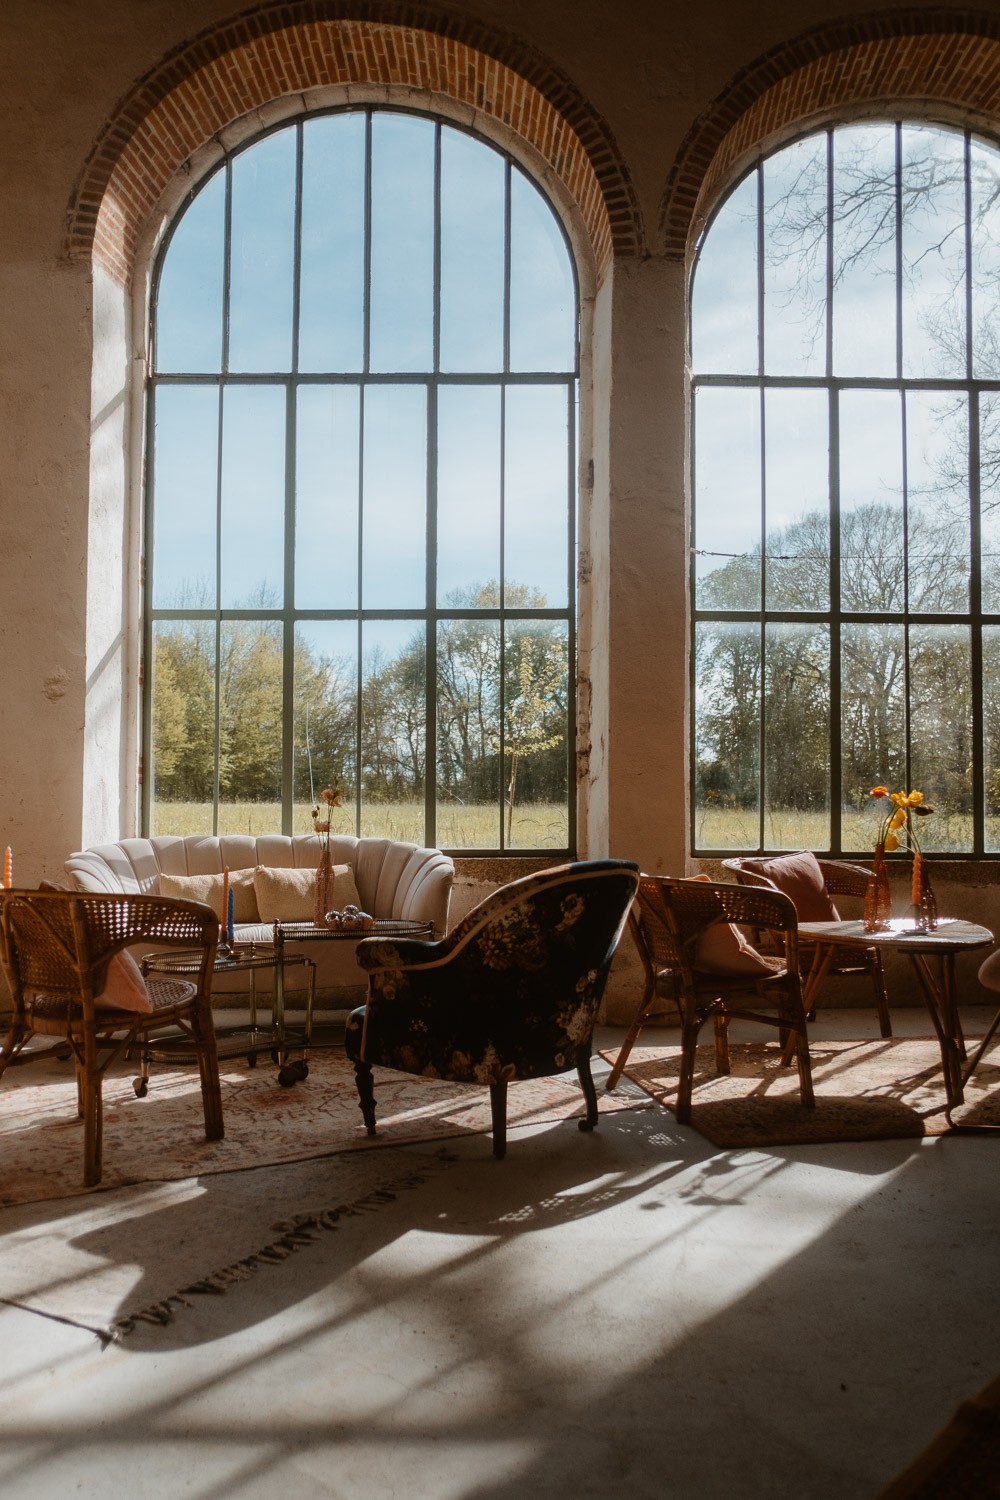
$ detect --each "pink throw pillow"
[685,876,775,976]
[97,949,154,1013]
[738,851,840,921]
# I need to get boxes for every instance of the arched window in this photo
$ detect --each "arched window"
[145,108,578,852]
[691,120,1000,856]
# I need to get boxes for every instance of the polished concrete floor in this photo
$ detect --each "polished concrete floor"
[1,1008,998,1500]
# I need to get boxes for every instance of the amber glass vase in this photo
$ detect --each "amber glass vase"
[313,844,335,928]
[908,850,938,932]
[863,843,892,932]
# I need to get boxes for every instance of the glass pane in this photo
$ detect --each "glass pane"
[155,168,225,374]
[970,136,1000,379]
[294,622,358,833]
[228,128,296,373]
[983,627,1000,850]
[220,386,285,608]
[694,387,761,608]
[832,124,898,378]
[299,113,365,373]
[503,621,569,849]
[360,621,425,840]
[694,620,761,849]
[762,135,827,376]
[438,386,501,603]
[440,127,504,372]
[295,386,360,609]
[436,616,502,849]
[692,171,758,376]
[361,385,426,609]
[764,623,830,849]
[909,624,972,851]
[982,393,1000,611]
[504,384,569,607]
[509,169,575,373]
[839,389,904,611]
[765,388,829,610]
[151,386,219,608]
[218,620,283,833]
[149,620,216,836]
[840,622,906,849]
[905,391,969,612]
[369,114,434,373]
[901,124,966,379]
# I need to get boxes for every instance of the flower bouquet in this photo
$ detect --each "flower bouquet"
[866,785,937,932]
[311,787,343,927]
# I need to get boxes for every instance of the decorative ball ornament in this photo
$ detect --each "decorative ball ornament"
[326,904,375,932]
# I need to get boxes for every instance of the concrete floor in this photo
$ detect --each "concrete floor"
[1,1008,998,1500]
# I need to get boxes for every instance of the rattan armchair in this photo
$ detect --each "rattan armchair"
[605,875,814,1124]
[721,855,892,1035]
[0,889,224,1187]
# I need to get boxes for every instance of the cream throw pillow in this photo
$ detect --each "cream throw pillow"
[159,869,259,923]
[98,949,154,1012]
[253,864,362,922]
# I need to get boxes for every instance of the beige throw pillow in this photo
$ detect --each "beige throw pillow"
[253,864,363,922]
[685,875,776,976]
[159,869,259,923]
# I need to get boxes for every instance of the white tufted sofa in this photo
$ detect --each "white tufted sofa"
[65,834,454,1003]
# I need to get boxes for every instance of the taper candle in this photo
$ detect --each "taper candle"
[221,866,229,928]
[227,886,235,946]
[3,847,11,889]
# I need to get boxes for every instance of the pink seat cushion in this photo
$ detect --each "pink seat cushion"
[738,851,840,922]
[685,875,776,975]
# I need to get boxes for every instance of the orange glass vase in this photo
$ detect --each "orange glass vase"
[863,844,892,932]
[909,850,937,932]
[313,843,335,928]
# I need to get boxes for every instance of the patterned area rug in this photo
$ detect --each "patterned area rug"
[0,1048,644,1207]
[601,1037,1000,1147]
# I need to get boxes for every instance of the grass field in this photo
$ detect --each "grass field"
[150,800,569,850]
[694,806,986,854]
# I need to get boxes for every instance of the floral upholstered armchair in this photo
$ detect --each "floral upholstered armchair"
[344,859,640,1158]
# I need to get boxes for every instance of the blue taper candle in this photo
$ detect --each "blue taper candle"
[227,886,235,945]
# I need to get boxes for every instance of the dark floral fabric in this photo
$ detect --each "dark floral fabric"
[345,860,639,1085]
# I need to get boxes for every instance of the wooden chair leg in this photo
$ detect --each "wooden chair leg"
[675,1022,701,1125]
[713,1013,731,1075]
[490,1079,508,1159]
[353,1057,377,1136]
[82,1065,103,1188]
[577,1051,599,1132]
[869,949,892,1038]
[605,978,656,1091]
[194,1031,225,1142]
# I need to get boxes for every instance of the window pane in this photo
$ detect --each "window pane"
[983,627,1000,850]
[436,617,502,849]
[901,124,966,380]
[840,622,906,845]
[152,386,219,608]
[906,391,969,612]
[220,386,286,608]
[764,623,830,849]
[299,114,365,373]
[762,135,827,376]
[765,388,829,610]
[832,124,898,378]
[970,137,1000,379]
[504,621,569,849]
[694,621,761,848]
[694,387,761,608]
[692,171,758,376]
[438,386,501,603]
[909,624,971,851]
[362,385,426,609]
[440,128,504,372]
[149,620,216,835]
[295,386,360,609]
[981,392,1000,611]
[228,129,296,372]
[509,170,575,372]
[361,621,425,839]
[219,620,283,832]
[369,114,434,373]
[156,169,225,373]
[294,621,358,831]
[839,389,904,611]
[504,385,569,607]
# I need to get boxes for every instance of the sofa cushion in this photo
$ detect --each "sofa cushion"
[159,869,259,923]
[738,851,840,921]
[253,863,362,922]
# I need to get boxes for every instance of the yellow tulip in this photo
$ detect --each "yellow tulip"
[889,808,906,829]
[884,832,900,851]
[870,785,889,798]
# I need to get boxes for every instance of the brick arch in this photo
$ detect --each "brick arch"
[67,1,641,286]
[661,7,1000,260]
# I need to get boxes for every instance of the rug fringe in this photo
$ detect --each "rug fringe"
[107,1165,439,1342]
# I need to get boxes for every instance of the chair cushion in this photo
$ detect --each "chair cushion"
[738,851,840,921]
[252,863,362,922]
[159,869,259,923]
[685,876,775,975]
[98,950,154,1012]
